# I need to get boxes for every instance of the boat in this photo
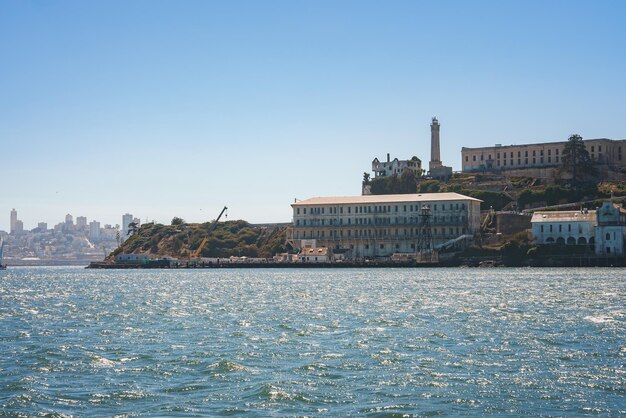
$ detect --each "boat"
[0,236,6,269]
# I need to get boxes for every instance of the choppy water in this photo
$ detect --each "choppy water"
[0,267,624,416]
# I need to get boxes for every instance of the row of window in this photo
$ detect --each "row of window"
[539,224,584,233]
[295,226,466,239]
[466,145,623,164]
[467,148,561,162]
[296,203,467,216]
[296,215,466,227]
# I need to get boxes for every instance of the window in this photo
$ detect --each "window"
[591,146,594,152]
[533,150,536,156]
[556,149,559,155]
[598,146,602,152]
[541,225,544,232]
[465,156,469,162]
[297,208,300,214]
[548,149,551,155]
[606,233,611,240]
[525,151,528,157]
[473,155,476,161]
[481,155,484,161]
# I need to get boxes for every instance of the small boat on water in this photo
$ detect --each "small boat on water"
[0,236,6,269]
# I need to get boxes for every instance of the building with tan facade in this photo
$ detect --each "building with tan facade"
[289,192,482,259]
[462,138,626,177]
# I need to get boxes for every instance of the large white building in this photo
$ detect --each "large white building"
[530,202,626,256]
[462,138,626,176]
[530,210,596,246]
[289,192,482,259]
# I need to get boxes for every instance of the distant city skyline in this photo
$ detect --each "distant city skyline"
[2,1,625,231]
[3,207,128,234]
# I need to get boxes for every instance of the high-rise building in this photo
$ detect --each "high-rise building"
[64,214,74,232]
[122,213,134,241]
[10,209,17,234]
[37,222,48,232]
[76,216,87,229]
[14,220,24,235]
[89,221,101,241]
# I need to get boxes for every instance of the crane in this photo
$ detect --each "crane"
[190,206,228,259]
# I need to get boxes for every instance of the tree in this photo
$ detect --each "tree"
[400,169,417,193]
[362,172,371,184]
[171,217,185,226]
[560,134,595,182]
[127,222,139,236]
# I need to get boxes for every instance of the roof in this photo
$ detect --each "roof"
[292,192,482,206]
[461,138,626,151]
[301,247,329,256]
[531,210,596,223]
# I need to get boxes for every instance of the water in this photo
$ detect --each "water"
[0,267,624,416]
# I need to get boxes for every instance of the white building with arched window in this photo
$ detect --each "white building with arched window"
[530,210,596,247]
[531,202,626,257]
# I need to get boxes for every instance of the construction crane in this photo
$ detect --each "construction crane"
[190,206,228,259]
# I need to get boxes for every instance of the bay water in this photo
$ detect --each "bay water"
[1,267,624,416]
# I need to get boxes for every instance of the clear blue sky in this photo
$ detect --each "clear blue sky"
[2,0,625,230]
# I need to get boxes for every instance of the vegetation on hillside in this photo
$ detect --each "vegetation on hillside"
[367,166,623,211]
[110,220,288,260]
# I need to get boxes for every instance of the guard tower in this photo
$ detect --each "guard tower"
[415,204,434,252]
[415,204,439,263]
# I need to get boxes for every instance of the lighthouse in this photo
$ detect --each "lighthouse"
[429,117,442,172]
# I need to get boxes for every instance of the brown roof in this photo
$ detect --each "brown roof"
[301,247,329,256]
[531,210,596,223]
[292,192,481,207]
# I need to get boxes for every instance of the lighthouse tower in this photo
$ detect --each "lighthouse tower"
[429,117,442,172]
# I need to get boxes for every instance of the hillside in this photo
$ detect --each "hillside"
[109,220,288,260]
[367,171,626,211]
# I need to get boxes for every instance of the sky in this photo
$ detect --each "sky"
[1,0,625,231]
